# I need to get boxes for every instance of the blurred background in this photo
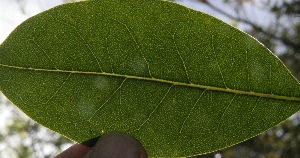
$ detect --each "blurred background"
[0,0,299,157]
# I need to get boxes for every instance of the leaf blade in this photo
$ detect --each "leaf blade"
[1,0,300,157]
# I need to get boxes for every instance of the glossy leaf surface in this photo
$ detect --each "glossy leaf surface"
[1,0,300,157]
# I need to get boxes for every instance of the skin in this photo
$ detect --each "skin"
[54,144,91,158]
[55,132,148,158]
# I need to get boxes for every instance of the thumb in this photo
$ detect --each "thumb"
[84,132,148,158]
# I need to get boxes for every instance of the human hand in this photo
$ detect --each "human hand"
[55,132,148,158]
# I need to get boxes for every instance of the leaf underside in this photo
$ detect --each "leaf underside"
[1,0,300,157]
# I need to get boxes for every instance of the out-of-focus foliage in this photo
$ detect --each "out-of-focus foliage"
[250,1,300,80]
[63,0,86,3]
[0,99,72,158]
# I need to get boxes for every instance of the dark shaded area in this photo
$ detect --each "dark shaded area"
[80,136,100,148]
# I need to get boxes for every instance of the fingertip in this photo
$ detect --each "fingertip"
[88,132,148,158]
[55,143,92,158]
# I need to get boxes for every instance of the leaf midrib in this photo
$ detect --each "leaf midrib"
[1,63,300,102]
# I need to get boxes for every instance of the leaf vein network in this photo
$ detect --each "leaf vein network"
[179,90,206,134]
[49,14,103,72]
[172,33,192,83]
[88,78,127,122]
[31,38,57,69]
[43,73,72,104]
[112,19,153,78]
[137,85,173,131]
[216,94,237,132]
[210,32,227,88]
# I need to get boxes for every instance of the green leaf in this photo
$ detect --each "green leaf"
[1,0,300,157]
